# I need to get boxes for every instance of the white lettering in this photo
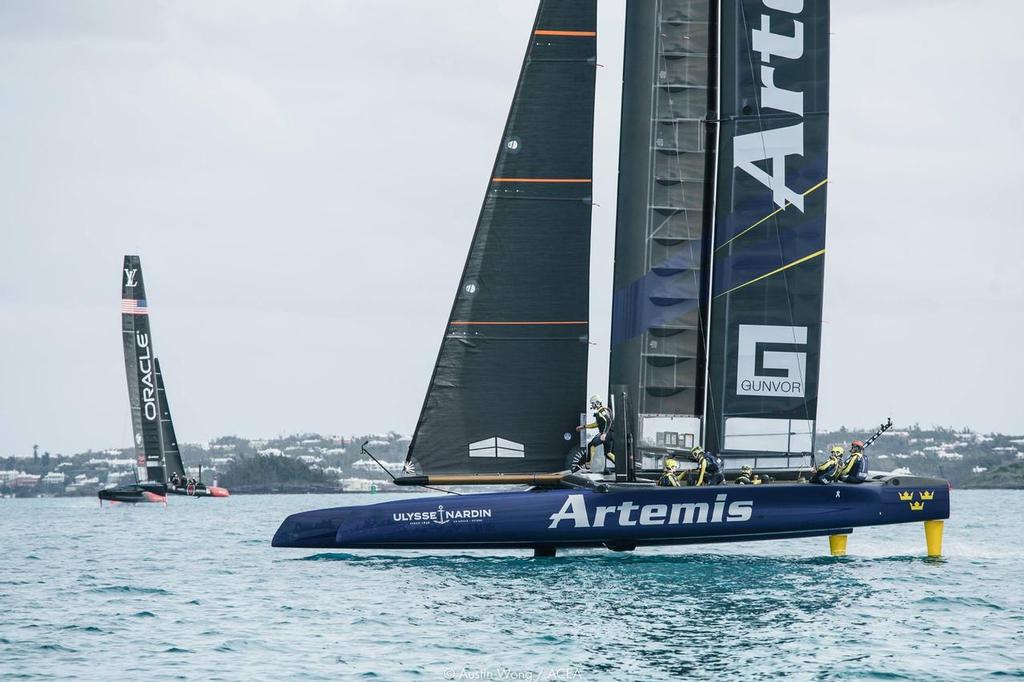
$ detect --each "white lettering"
[735,2,809,211]
[752,14,804,63]
[594,505,617,528]
[734,124,804,210]
[669,502,709,525]
[639,504,668,526]
[617,501,639,527]
[712,494,727,523]
[548,495,590,529]
[546,495,755,530]
[727,500,754,522]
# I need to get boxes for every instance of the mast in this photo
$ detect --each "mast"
[121,255,166,484]
[608,0,718,478]
[705,0,830,467]
[404,0,598,477]
[154,357,186,481]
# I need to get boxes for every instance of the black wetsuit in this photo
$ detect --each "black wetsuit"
[584,406,615,468]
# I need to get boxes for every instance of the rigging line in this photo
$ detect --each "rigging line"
[713,178,828,254]
[361,441,461,496]
[714,248,825,299]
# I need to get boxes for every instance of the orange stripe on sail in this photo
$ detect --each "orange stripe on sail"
[534,30,596,37]
[450,321,588,326]
[491,178,592,183]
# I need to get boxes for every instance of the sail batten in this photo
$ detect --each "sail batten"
[405,0,597,476]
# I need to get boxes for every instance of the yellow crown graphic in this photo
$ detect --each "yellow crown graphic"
[898,491,914,501]
[920,491,935,501]
[910,501,925,511]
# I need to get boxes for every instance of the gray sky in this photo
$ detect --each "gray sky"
[1,1,1021,456]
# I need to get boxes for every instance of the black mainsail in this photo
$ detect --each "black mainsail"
[404,0,597,477]
[121,255,165,484]
[705,0,829,464]
[155,357,186,481]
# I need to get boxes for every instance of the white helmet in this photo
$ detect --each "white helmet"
[589,395,602,409]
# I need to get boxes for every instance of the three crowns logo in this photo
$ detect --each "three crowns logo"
[901,490,935,511]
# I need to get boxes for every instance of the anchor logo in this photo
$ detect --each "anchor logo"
[898,491,913,501]
[433,504,449,525]
[910,501,925,511]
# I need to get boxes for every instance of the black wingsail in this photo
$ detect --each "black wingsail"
[405,0,597,476]
[121,255,165,484]
[154,358,186,481]
[608,0,719,474]
[705,0,830,465]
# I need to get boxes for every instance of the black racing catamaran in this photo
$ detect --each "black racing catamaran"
[273,0,948,556]
[98,256,229,504]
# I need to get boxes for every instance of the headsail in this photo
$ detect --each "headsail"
[121,255,165,483]
[405,0,598,476]
[705,0,830,464]
[608,0,718,472]
[154,357,186,481]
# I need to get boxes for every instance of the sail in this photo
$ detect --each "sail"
[705,0,829,463]
[405,0,597,475]
[154,358,186,480]
[121,255,165,483]
[608,0,718,471]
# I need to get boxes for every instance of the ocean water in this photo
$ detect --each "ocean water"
[1,491,1021,681]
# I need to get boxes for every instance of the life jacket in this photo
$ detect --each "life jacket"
[843,451,867,478]
[658,471,680,487]
[817,454,841,479]
[595,407,613,434]
[696,452,721,474]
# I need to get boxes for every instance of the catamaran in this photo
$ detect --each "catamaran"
[273,0,948,556]
[98,256,229,504]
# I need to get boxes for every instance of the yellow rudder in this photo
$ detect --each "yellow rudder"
[828,534,848,557]
[924,520,944,557]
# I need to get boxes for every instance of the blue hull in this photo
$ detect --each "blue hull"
[271,476,950,550]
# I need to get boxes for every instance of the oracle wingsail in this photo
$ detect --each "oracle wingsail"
[403,0,597,478]
[121,255,166,485]
[99,256,228,503]
[272,0,950,558]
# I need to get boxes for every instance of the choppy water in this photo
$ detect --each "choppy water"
[1,491,1022,680]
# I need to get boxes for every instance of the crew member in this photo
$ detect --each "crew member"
[685,446,724,486]
[811,446,844,484]
[658,458,681,487]
[574,395,615,474]
[735,465,754,485]
[169,473,181,489]
[840,440,869,484]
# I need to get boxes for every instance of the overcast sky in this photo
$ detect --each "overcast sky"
[1,1,1021,456]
